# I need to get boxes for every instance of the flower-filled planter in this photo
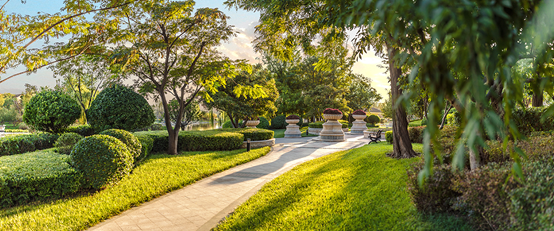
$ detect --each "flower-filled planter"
[351,110,368,134]
[320,108,345,141]
[245,117,260,128]
[284,115,301,138]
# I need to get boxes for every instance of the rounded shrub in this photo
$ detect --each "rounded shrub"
[222,120,233,128]
[88,84,155,132]
[55,132,84,155]
[70,135,133,189]
[256,117,270,129]
[270,115,287,129]
[99,129,142,161]
[366,114,381,125]
[23,90,81,133]
[385,131,393,143]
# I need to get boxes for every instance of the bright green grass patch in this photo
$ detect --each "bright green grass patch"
[0,147,271,230]
[272,128,319,138]
[409,119,423,127]
[215,143,472,231]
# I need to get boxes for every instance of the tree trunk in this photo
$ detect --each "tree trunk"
[532,90,543,107]
[160,92,179,154]
[388,45,417,158]
[439,103,453,130]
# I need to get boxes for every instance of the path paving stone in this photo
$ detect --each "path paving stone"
[89,134,373,231]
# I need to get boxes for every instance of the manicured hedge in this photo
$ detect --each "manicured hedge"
[134,130,244,153]
[270,115,287,129]
[218,128,274,141]
[134,134,153,162]
[482,134,554,165]
[308,121,348,128]
[257,117,270,129]
[65,124,95,137]
[385,131,393,143]
[0,133,59,156]
[0,149,82,208]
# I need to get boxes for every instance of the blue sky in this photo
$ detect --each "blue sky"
[1,0,388,98]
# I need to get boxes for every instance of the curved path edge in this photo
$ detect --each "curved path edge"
[89,134,373,231]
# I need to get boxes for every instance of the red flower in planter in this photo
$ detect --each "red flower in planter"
[352,109,366,115]
[286,114,300,119]
[323,108,343,114]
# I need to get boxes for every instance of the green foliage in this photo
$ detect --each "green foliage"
[222,120,234,128]
[134,130,244,153]
[385,131,393,143]
[54,133,84,155]
[510,158,554,230]
[22,90,81,134]
[270,115,287,129]
[421,117,428,126]
[207,64,279,128]
[483,135,554,165]
[256,117,270,129]
[307,121,347,128]
[88,84,155,132]
[134,134,153,162]
[451,163,520,231]
[168,99,201,129]
[218,128,274,141]
[407,126,425,144]
[214,143,471,230]
[99,129,142,162]
[445,109,460,127]
[0,149,82,208]
[346,76,382,112]
[0,147,270,230]
[406,163,460,213]
[512,107,554,135]
[65,124,95,137]
[0,106,17,123]
[366,114,380,125]
[0,133,59,156]
[70,135,133,189]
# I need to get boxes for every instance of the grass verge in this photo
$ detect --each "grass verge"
[215,143,472,231]
[409,119,423,127]
[272,127,319,138]
[0,147,271,230]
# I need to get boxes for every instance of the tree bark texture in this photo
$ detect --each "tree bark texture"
[388,45,417,158]
[532,90,543,107]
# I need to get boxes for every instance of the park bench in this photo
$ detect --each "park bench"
[368,129,383,144]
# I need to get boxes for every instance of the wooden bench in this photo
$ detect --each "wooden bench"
[368,129,383,144]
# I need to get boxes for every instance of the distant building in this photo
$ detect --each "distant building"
[369,107,383,118]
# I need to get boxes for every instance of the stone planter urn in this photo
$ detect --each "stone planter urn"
[320,113,345,141]
[350,114,367,134]
[245,120,260,128]
[284,119,301,138]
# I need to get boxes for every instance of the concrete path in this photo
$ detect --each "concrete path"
[89,134,374,231]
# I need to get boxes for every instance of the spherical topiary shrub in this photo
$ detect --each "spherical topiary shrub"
[222,120,233,128]
[55,132,84,155]
[270,115,287,129]
[70,135,133,189]
[88,84,155,132]
[256,117,270,129]
[23,90,81,133]
[366,114,381,125]
[99,129,142,161]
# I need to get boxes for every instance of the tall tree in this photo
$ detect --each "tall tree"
[206,64,278,128]
[105,1,256,154]
[346,74,382,112]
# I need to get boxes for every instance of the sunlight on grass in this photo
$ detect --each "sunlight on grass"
[215,143,472,231]
[0,147,270,230]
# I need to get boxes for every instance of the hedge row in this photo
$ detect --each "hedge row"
[0,133,58,156]
[65,124,95,137]
[134,130,244,153]
[307,121,348,128]
[512,107,554,135]
[0,149,82,208]
[218,128,274,141]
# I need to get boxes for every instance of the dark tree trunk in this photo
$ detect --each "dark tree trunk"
[423,94,429,119]
[388,45,417,158]
[532,90,543,107]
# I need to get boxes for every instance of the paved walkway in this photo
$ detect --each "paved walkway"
[89,134,375,231]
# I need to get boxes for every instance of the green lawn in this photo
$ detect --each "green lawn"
[272,127,319,138]
[0,147,271,230]
[1,123,20,130]
[409,119,423,127]
[215,143,472,231]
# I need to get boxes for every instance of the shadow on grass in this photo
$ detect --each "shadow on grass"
[215,143,473,231]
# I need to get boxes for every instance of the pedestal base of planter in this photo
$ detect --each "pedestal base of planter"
[284,123,302,138]
[350,120,366,134]
[319,120,345,142]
